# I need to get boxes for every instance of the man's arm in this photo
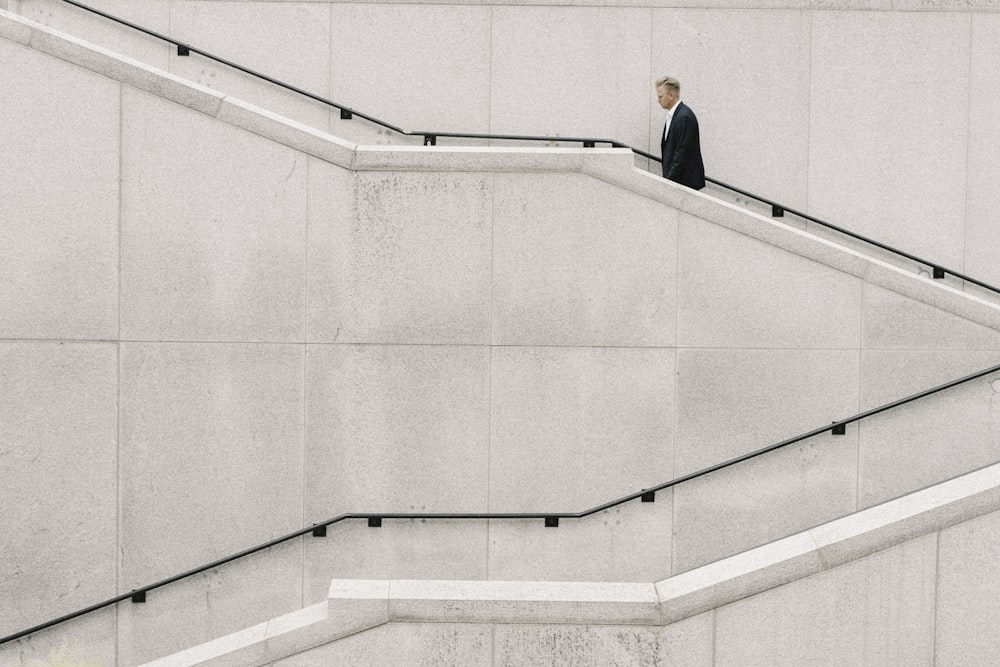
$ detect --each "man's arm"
[665,113,695,182]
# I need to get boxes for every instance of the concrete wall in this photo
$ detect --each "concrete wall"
[141,464,1000,664]
[4,12,1000,664]
[274,506,1000,666]
[280,537,936,665]
[8,0,1000,289]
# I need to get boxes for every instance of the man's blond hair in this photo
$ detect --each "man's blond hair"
[655,76,680,93]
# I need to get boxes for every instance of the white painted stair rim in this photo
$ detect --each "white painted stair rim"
[143,460,1000,666]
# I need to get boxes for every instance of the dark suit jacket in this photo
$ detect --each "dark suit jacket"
[661,102,706,190]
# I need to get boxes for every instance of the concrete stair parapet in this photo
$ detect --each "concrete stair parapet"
[141,460,1000,665]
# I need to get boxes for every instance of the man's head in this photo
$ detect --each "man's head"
[656,76,680,110]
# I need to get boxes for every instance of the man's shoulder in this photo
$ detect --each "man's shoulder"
[677,101,697,117]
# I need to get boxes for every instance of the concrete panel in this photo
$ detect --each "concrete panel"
[328,4,490,143]
[494,614,714,667]
[808,11,970,269]
[650,9,811,210]
[493,173,677,347]
[862,283,1000,350]
[0,40,118,340]
[487,501,672,583]
[672,432,857,573]
[675,348,861,475]
[13,0,170,69]
[858,350,1000,507]
[715,534,937,666]
[302,521,489,604]
[273,622,491,667]
[171,1,332,131]
[305,344,490,514]
[119,343,304,584]
[0,609,116,667]
[120,87,307,342]
[0,343,117,638]
[307,162,492,345]
[489,346,674,512]
[490,7,651,147]
[303,344,490,592]
[965,15,1000,290]
[936,509,1000,664]
[676,214,863,349]
[117,540,303,666]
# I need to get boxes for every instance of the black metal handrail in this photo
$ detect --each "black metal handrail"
[3,361,1000,645]
[47,0,1000,299]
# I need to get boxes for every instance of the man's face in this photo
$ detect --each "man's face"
[656,85,677,110]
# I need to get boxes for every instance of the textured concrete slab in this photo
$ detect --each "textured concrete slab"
[118,343,304,585]
[858,350,1000,507]
[0,38,119,340]
[714,535,937,666]
[302,520,489,599]
[966,15,1000,292]
[328,4,490,137]
[672,432,857,573]
[808,11,970,270]
[307,164,492,344]
[121,87,307,342]
[862,283,1000,351]
[489,346,674,512]
[0,609,116,667]
[674,348,861,475]
[303,343,491,588]
[305,344,490,514]
[273,622,492,666]
[493,616,714,667]
[677,213,863,349]
[490,6,651,147]
[0,343,117,639]
[493,173,677,347]
[487,501,672,584]
[936,509,1000,664]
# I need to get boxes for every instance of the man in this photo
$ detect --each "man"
[656,76,705,190]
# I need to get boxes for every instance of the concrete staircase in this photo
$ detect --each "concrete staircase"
[4,8,1000,665]
[145,461,1000,665]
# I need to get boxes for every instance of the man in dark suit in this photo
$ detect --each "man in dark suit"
[656,76,705,190]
